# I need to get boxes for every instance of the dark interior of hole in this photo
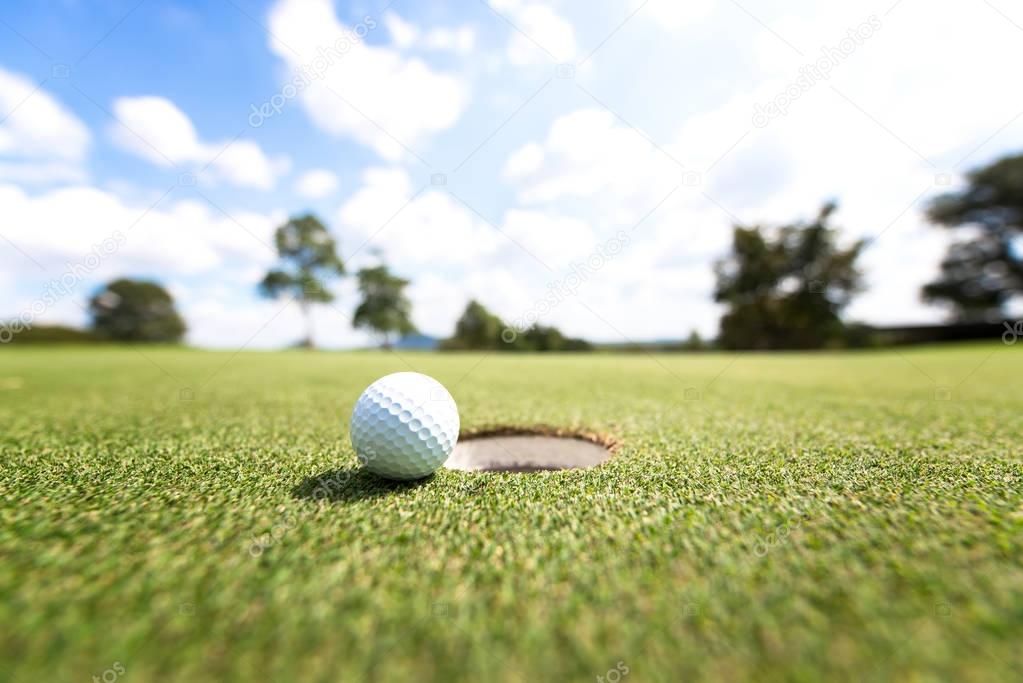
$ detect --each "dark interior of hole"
[472,464,564,473]
[446,433,614,473]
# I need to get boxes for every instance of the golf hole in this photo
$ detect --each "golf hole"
[445,427,617,473]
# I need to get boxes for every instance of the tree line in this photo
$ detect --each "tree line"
[74,215,419,348]
[9,151,1021,349]
[713,152,1022,349]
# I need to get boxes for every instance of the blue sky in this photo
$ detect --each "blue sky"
[2,0,1022,347]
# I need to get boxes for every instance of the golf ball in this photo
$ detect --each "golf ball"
[349,372,460,480]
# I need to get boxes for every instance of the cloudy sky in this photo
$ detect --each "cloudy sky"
[1,0,1021,347]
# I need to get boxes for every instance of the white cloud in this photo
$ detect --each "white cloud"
[383,12,419,49]
[0,182,280,282]
[110,96,289,189]
[490,0,577,64]
[294,168,340,198]
[0,161,87,185]
[384,11,476,55]
[0,180,304,347]
[179,290,367,349]
[337,167,504,271]
[267,0,470,160]
[0,68,91,185]
[503,142,544,179]
[506,108,684,215]
[213,141,291,191]
[408,272,473,336]
[848,224,953,325]
[337,167,613,335]
[633,0,716,31]
[424,25,476,55]
[109,96,199,164]
[500,209,595,269]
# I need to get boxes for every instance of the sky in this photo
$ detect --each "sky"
[1,0,1022,348]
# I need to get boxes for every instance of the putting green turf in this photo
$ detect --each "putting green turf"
[1,344,1021,682]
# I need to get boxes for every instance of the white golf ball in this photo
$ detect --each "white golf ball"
[349,372,460,480]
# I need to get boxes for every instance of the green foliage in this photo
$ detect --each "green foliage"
[682,330,705,351]
[714,203,864,349]
[512,324,592,351]
[3,325,103,345]
[923,153,1023,320]
[442,301,591,351]
[88,278,186,343]
[517,324,567,351]
[441,300,506,350]
[259,214,345,347]
[352,265,415,348]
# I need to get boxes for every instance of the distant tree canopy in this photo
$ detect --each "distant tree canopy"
[516,323,592,352]
[6,324,103,345]
[352,264,415,349]
[441,300,591,351]
[923,153,1023,321]
[89,278,186,343]
[714,203,865,350]
[442,300,505,350]
[259,214,345,348]
[682,330,705,351]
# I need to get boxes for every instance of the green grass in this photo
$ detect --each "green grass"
[2,344,1021,682]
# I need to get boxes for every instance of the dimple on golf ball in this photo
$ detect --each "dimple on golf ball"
[349,372,460,480]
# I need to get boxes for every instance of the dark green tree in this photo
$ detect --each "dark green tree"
[441,300,506,350]
[682,330,705,351]
[520,324,565,352]
[89,278,186,343]
[259,214,345,348]
[923,153,1023,321]
[517,324,592,352]
[440,301,592,351]
[714,203,865,350]
[352,264,415,349]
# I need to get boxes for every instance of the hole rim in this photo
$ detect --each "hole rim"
[449,424,621,473]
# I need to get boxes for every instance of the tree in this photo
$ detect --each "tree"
[7,324,103,345]
[89,278,186,342]
[923,153,1023,321]
[714,203,865,350]
[352,264,415,349]
[682,330,705,351]
[520,324,565,351]
[441,300,505,350]
[259,214,345,348]
[440,301,593,351]
[517,324,592,352]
